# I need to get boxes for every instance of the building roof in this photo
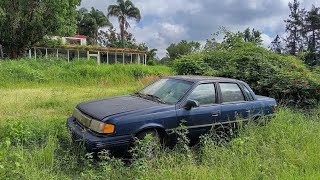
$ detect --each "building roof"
[72,35,88,39]
[33,45,149,54]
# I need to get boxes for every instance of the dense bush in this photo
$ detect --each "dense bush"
[314,66,320,74]
[174,42,320,106]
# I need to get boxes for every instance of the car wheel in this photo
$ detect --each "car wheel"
[137,129,160,140]
[134,129,162,159]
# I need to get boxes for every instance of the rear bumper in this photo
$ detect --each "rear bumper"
[66,117,132,152]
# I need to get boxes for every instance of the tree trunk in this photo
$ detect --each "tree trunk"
[120,19,125,48]
[312,29,316,62]
[7,46,25,59]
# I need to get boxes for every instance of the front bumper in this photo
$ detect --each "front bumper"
[66,117,132,152]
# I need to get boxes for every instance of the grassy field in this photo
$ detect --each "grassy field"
[0,59,320,179]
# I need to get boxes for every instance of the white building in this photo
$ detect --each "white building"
[61,35,87,46]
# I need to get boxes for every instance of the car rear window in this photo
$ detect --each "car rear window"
[220,83,245,103]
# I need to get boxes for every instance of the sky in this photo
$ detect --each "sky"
[80,0,320,58]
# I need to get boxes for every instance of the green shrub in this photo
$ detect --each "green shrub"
[314,66,320,74]
[174,53,216,76]
[174,42,320,106]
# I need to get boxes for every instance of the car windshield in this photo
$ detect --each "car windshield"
[136,78,193,105]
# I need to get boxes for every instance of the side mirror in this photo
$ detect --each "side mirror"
[184,100,199,110]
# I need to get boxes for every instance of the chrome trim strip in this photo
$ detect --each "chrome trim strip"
[165,119,249,132]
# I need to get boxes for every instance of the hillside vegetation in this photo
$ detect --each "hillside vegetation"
[0,58,173,87]
[0,59,319,179]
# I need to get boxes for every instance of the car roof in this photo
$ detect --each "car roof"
[167,75,242,83]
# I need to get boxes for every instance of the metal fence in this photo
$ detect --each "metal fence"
[27,47,148,65]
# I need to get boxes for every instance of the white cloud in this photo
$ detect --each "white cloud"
[134,0,203,16]
[130,22,188,58]
[261,33,273,48]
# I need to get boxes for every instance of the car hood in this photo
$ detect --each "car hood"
[76,95,162,120]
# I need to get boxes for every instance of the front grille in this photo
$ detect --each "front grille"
[73,108,93,128]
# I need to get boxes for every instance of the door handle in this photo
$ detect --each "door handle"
[212,113,219,117]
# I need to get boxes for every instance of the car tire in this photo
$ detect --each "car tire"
[134,129,162,159]
[136,129,160,140]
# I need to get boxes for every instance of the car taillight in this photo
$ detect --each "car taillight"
[272,104,278,112]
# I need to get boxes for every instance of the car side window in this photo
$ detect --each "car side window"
[220,83,245,103]
[188,84,216,106]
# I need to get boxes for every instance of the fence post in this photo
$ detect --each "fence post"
[107,52,109,65]
[0,44,3,59]
[123,53,125,64]
[67,50,70,62]
[34,48,37,59]
[97,51,101,65]
[145,54,147,65]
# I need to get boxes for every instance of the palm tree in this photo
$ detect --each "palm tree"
[107,0,141,48]
[77,8,111,44]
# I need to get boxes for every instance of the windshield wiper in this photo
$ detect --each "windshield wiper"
[133,92,144,98]
[145,94,165,104]
[133,92,165,104]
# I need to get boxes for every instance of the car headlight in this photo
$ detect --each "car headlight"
[73,108,115,134]
[89,119,115,134]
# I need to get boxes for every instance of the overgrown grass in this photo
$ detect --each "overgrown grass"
[0,58,173,87]
[0,59,319,179]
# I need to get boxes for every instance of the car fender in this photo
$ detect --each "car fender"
[135,123,166,135]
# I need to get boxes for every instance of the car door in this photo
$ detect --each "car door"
[218,82,252,124]
[176,83,221,142]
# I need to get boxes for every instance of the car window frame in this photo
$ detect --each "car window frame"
[239,84,254,101]
[179,82,219,109]
[217,82,249,104]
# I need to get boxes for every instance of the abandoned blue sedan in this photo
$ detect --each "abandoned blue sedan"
[67,76,277,152]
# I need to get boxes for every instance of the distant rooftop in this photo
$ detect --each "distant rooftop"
[72,35,88,39]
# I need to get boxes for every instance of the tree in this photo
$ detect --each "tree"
[107,0,141,48]
[148,48,158,60]
[0,0,81,58]
[270,35,283,54]
[204,28,263,52]
[77,7,111,44]
[284,0,306,55]
[304,5,320,65]
[98,26,140,48]
[243,28,263,45]
[166,40,201,60]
